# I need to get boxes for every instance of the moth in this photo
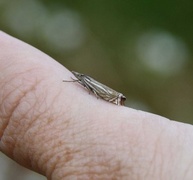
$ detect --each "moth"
[63,71,126,105]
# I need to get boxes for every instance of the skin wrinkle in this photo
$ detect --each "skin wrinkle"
[0,58,67,172]
[23,88,73,176]
[34,108,71,176]
[18,107,60,172]
[14,89,67,172]
[50,111,134,178]
[48,142,87,178]
[35,125,72,173]
[11,80,44,131]
[0,85,20,136]
[25,113,53,172]
[1,85,43,159]
[0,75,27,133]
[63,145,127,179]
[71,159,123,179]
[0,80,39,154]
[1,72,40,112]
[46,134,122,179]
[20,83,51,146]
[0,67,43,138]
[48,147,82,179]
[36,136,65,175]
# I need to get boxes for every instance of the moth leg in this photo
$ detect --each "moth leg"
[76,79,89,88]
[89,87,100,99]
[63,77,79,82]
[80,81,94,95]
[83,84,100,99]
[92,90,100,99]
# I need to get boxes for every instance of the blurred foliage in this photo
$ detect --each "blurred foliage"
[0,0,193,179]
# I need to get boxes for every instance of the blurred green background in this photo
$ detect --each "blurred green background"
[0,0,193,179]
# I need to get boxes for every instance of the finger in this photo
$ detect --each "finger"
[1,31,193,180]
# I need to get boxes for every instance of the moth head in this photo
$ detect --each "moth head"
[72,71,84,80]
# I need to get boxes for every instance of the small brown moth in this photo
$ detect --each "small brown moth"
[63,71,126,105]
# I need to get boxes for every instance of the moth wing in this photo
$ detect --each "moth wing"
[84,77,120,101]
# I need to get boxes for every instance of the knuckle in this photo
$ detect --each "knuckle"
[0,69,48,154]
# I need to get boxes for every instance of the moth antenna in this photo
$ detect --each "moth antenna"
[63,77,78,82]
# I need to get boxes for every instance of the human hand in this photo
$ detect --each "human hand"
[0,31,193,180]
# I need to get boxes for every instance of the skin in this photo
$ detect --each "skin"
[0,31,193,180]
